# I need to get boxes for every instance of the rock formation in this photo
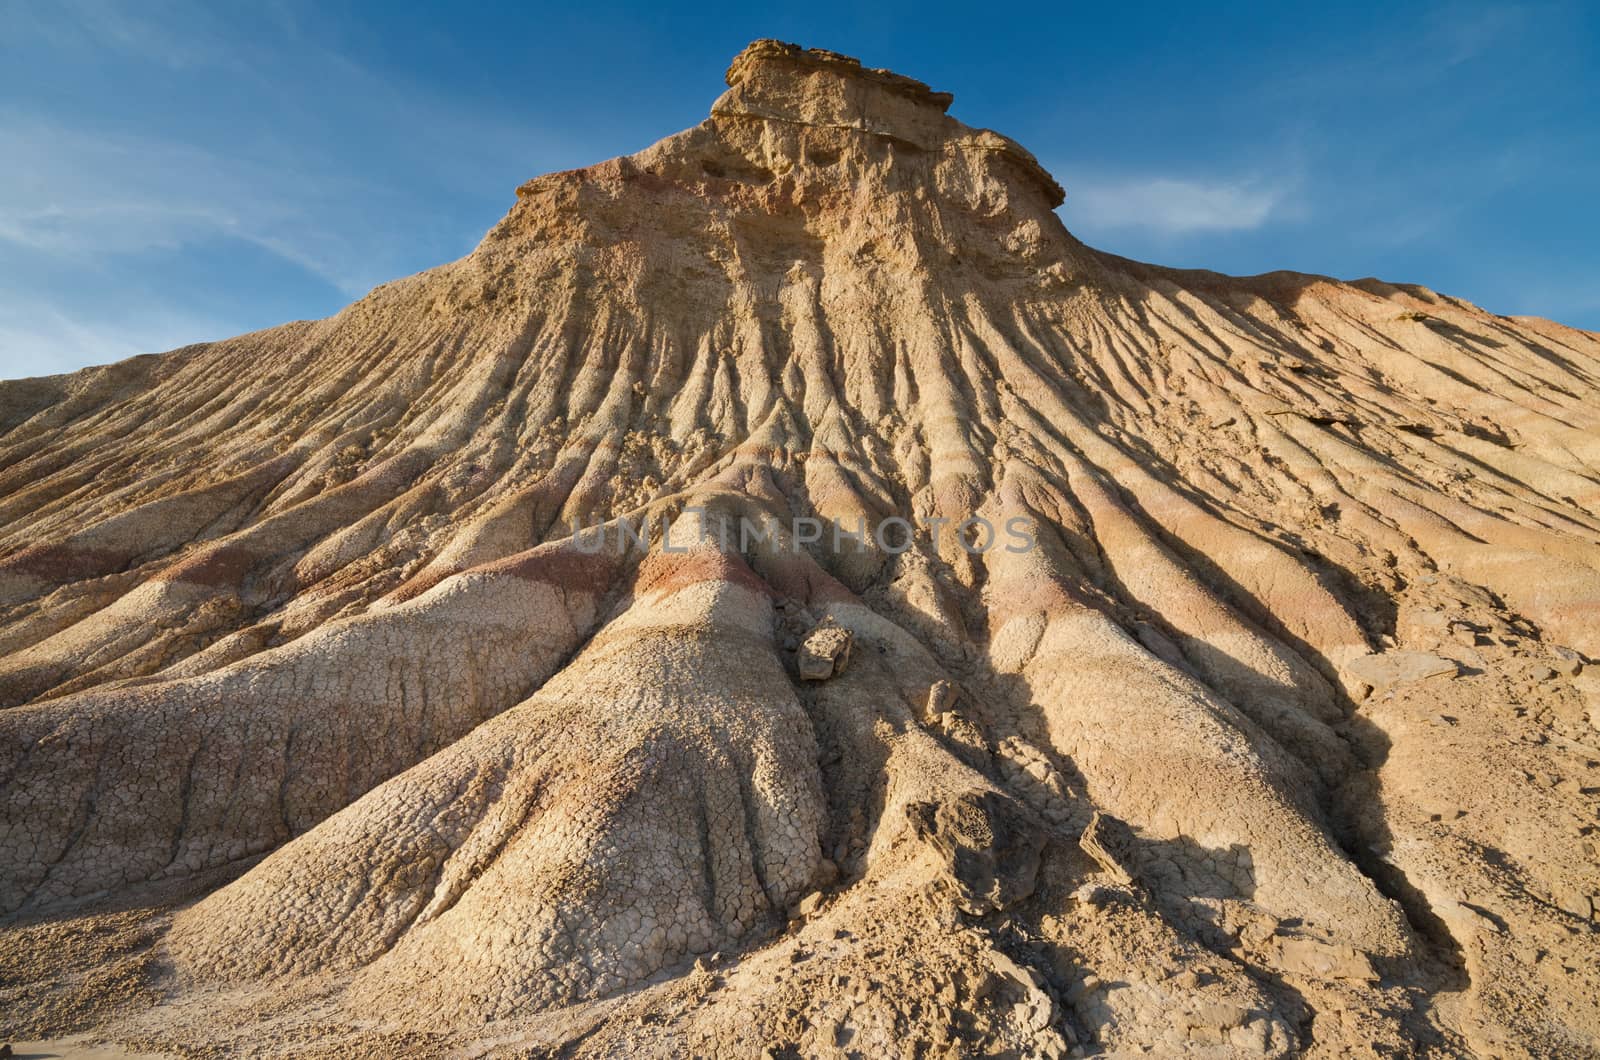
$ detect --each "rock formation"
[1,39,1597,1057]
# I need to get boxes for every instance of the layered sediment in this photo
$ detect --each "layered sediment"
[2,39,1598,1058]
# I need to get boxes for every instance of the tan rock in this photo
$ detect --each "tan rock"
[1273,936,1380,983]
[1078,812,1137,887]
[797,619,853,680]
[1345,651,1459,688]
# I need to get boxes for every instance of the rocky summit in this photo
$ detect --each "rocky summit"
[2,40,1598,1058]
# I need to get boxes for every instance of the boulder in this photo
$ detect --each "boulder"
[1344,651,1458,689]
[798,619,853,680]
[1078,811,1137,887]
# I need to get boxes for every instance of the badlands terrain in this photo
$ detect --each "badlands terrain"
[1,39,1599,1058]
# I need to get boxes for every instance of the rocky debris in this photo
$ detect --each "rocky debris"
[1048,889,1300,1055]
[1553,884,1596,922]
[797,618,853,680]
[1518,660,1559,684]
[792,891,826,920]
[1550,645,1585,677]
[907,791,1043,915]
[979,949,1074,1057]
[1179,997,1254,1046]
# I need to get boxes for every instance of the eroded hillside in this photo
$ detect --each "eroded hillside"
[2,40,1598,1058]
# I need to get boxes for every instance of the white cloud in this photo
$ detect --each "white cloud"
[0,112,397,296]
[1061,174,1290,235]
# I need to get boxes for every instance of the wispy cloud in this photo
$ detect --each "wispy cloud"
[1060,173,1292,236]
[1268,3,1539,101]
[0,0,582,378]
[0,117,259,255]
[1431,5,1530,67]
[9,0,248,71]
[0,105,453,299]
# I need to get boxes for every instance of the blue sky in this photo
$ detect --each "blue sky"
[1,1,1596,380]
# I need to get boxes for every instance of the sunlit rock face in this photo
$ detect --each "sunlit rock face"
[2,39,1598,1058]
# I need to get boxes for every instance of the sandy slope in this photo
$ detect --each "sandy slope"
[1,40,1598,1057]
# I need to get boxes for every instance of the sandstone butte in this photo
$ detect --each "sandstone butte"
[1,40,1598,1059]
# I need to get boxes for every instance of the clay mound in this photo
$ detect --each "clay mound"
[2,39,1599,1057]
[170,536,827,1020]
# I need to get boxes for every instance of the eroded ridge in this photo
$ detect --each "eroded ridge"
[2,39,1598,1058]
